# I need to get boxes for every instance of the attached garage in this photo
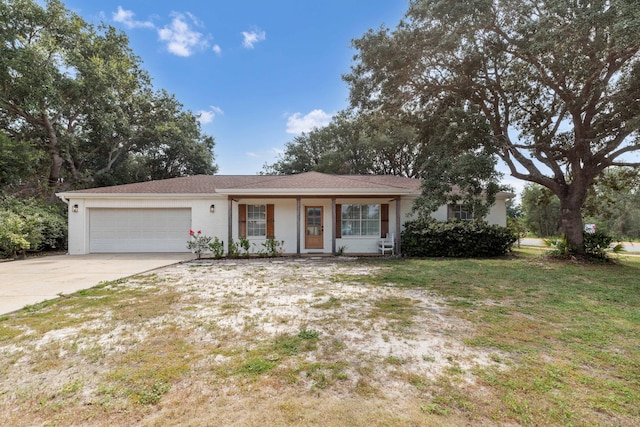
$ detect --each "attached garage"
[89,208,191,253]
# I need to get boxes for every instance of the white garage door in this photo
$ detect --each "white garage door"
[89,208,191,253]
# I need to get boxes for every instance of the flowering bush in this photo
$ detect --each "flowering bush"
[187,229,212,259]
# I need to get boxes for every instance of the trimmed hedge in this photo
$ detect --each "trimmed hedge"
[401,219,517,258]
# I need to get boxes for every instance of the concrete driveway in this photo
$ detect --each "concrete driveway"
[0,253,194,315]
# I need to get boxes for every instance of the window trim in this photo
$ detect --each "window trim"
[238,203,275,238]
[339,203,381,237]
[247,204,267,237]
[449,204,474,221]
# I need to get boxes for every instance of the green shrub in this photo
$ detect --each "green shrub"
[209,237,225,259]
[259,237,284,257]
[228,238,240,258]
[0,197,67,257]
[238,236,251,257]
[583,230,615,260]
[401,219,517,258]
[0,211,31,257]
[228,237,252,258]
[545,231,620,260]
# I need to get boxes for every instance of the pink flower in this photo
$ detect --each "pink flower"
[189,229,195,236]
[197,230,202,234]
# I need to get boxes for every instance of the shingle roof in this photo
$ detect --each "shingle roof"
[57,172,422,195]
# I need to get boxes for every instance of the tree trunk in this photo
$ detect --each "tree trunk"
[48,150,64,187]
[559,194,586,255]
[41,114,64,187]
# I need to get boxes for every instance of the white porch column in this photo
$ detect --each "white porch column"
[227,198,233,255]
[331,198,336,254]
[395,197,401,256]
[296,197,301,255]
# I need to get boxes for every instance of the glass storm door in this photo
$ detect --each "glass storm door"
[305,206,323,249]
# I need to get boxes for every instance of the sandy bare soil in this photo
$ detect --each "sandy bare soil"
[0,258,504,426]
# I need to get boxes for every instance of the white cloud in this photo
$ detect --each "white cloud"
[112,6,154,29]
[246,148,283,159]
[158,12,208,57]
[197,106,224,124]
[241,29,266,49]
[285,109,333,134]
[212,44,222,56]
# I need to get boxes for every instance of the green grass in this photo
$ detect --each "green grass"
[365,251,640,425]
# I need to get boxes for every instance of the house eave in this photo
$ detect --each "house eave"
[496,191,516,200]
[55,192,222,200]
[216,188,417,197]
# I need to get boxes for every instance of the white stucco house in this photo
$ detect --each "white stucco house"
[56,172,513,256]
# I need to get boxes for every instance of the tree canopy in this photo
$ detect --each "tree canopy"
[0,0,217,195]
[265,111,426,177]
[345,0,640,253]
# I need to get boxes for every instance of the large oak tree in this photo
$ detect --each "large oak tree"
[0,0,216,193]
[345,0,640,253]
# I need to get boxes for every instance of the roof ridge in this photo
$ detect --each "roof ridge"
[221,174,287,189]
[341,174,420,190]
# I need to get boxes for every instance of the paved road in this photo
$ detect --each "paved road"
[519,237,640,253]
[0,253,193,315]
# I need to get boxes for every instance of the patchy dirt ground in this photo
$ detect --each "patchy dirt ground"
[0,258,505,426]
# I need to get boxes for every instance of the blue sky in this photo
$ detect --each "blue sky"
[61,0,410,175]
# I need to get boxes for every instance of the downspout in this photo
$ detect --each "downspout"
[56,194,70,206]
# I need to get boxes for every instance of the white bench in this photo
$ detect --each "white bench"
[378,233,395,255]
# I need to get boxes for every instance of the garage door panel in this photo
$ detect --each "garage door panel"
[89,208,191,253]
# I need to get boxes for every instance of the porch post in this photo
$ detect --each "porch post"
[331,198,336,254]
[395,196,401,256]
[296,197,301,255]
[228,197,233,256]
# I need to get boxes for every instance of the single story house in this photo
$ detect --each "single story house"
[56,172,513,256]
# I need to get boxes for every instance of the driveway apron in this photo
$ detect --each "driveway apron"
[0,253,193,315]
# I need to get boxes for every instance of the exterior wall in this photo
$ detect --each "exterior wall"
[66,196,225,255]
[431,205,448,222]
[230,198,299,255]
[485,197,508,227]
[429,199,509,226]
[66,193,509,255]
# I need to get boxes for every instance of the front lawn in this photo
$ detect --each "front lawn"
[0,251,638,426]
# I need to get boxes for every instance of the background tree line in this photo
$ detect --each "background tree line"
[519,167,640,240]
[0,0,217,197]
[0,0,217,257]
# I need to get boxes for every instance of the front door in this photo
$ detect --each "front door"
[305,206,323,249]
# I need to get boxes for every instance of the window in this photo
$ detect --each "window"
[341,204,380,236]
[247,204,266,236]
[449,204,474,221]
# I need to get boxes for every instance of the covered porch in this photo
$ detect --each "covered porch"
[225,195,406,256]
